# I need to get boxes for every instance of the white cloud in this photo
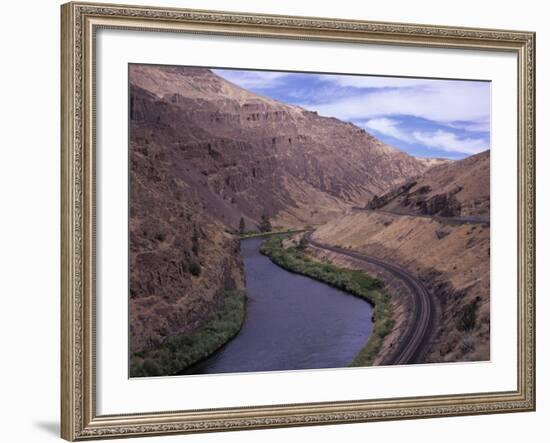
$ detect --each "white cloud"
[305,81,490,124]
[214,70,490,127]
[213,69,491,155]
[213,69,290,89]
[412,130,489,155]
[363,118,412,142]
[445,120,491,132]
[321,75,435,89]
[363,118,489,155]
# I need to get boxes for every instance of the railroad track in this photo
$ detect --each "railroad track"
[305,232,436,365]
[350,208,490,227]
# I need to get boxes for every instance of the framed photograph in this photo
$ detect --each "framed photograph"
[61,1,536,440]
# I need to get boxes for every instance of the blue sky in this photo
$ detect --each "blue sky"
[213,68,491,160]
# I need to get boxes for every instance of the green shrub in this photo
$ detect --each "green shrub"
[188,260,201,276]
[130,290,247,377]
[258,214,272,232]
[191,227,199,255]
[142,359,160,376]
[458,296,481,331]
[297,235,309,251]
[239,217,246,235]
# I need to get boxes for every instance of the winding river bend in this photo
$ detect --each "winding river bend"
[186,237,374,375]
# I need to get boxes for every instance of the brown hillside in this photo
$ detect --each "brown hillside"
[368,150,490,217]
[129,64,433,230]
[313,151,491,363]
[312,211,490,363]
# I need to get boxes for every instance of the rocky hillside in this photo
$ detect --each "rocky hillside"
[313,151,491,363]
[367,150,490,218]
[129,64,434,231]
[312,212,490,363]
[129,122,245,355]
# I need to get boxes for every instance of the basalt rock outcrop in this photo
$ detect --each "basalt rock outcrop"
[129,65,435,231]
[129,101,246,354]
[417,190,462,217]
[367,181,417,210]
[366,150,490,218]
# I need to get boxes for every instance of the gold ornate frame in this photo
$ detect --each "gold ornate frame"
[61,1,536,440]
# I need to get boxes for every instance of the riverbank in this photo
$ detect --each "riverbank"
[260,236,395,366]
[239,229,307,239]
[130,290,247,377]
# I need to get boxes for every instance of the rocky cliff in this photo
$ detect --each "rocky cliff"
[129,108,245,354]
[129,64,434,231]
[367,150,490,218]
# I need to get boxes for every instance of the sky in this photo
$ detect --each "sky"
[213,68,491,160]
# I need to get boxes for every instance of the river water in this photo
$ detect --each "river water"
[186,237,373,375]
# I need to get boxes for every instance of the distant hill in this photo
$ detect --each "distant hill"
[367,150,490,217]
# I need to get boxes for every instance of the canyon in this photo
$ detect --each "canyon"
[311,151,491,362]
[129,64,490,369]
[129,65,435,231]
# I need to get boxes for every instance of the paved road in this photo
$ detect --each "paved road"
[351,207,490,227]
[305,232,436,365]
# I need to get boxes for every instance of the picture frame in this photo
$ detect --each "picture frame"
[61,1,536,440]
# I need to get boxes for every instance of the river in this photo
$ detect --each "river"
[186,237,373,375]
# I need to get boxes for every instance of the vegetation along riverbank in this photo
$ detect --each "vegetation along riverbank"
[130,290,247,377]
[239,228,308,239]
[260,236,394,366]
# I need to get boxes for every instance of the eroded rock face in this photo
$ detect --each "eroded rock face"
[418,191,462,217]
[365,151,490,218]
[129,126,245,354]
[129,65,433,230]
[367,181,417,210]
